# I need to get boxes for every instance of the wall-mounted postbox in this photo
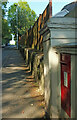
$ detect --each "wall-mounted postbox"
[39,16,76,118]
[60,54,71,117]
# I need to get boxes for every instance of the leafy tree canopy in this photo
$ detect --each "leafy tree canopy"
[8,0,37,38]
[2,1,12,44]
[2,19,12,44]
[2,2,8,18]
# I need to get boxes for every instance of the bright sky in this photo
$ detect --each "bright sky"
[7,0,75,16]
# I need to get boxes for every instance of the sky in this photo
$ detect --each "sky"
[6,0,75,16]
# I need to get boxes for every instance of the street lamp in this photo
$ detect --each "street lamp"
[15,4,18,49]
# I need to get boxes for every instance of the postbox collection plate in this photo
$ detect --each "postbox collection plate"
[64,72,68,87]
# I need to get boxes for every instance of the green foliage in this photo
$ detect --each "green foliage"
[2,1,12,44]
[2,19,12,44]
[2,2,7,18]
[8,0,37,38]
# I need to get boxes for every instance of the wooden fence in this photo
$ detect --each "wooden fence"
[19,2,52,51]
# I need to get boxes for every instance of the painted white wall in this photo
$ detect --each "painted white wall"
[40,16,77,118]
[47,17,76,47]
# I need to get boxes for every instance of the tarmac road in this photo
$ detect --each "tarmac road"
[2,47,45,119]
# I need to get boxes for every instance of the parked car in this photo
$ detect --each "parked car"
[1,44,5,48]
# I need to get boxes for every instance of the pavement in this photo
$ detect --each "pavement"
[2,46,45,119]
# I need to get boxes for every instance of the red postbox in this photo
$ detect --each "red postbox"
[60,54,71,117]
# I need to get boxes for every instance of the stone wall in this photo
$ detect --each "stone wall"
[33,53,44,94]
[19,46,44,95]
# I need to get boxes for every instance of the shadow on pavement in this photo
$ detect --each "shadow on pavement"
[2,48,45,118]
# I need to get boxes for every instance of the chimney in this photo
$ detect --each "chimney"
[49,0,52,18]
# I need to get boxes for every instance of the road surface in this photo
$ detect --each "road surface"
[2,47,45,118]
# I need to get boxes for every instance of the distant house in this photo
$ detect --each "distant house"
[10,34,15,45]
[10,40,15,45]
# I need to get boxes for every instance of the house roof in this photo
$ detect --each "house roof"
[53,1,77,17]
[61,1,77,12]
[53,9,69,17]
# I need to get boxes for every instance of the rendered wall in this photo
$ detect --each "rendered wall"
[40,16,77,118]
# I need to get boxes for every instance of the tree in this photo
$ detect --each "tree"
[8,0,37,39]
[2,19,12,44]
[2,2,7,18]
[2,1,12,44]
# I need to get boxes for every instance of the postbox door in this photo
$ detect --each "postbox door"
[61,54,71,117]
